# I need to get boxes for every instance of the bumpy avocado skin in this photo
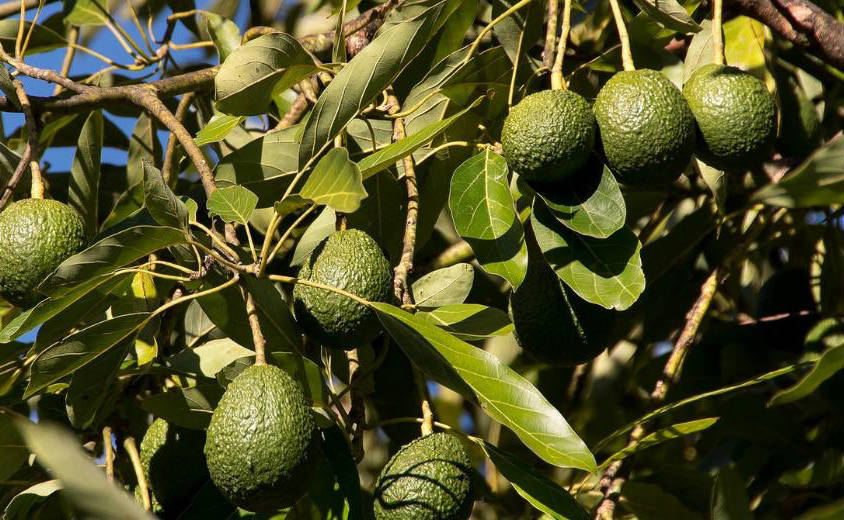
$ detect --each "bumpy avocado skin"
[683,64,777,170]
[501,90,596,183]
[0,199,86,307]
[204,364,318,512]
[140,418,210,516]
[594,69,695,184]
[373,432,474,520]
[293,229,393,349]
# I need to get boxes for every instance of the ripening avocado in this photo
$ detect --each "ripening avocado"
[501,89,596,184]
[683,64,777,170]
[204,364,318,512]
[594,69,696,184]
[293,229,393,349]
[0,198,86,307]
[373,432,474,520]
[139,418,210,516]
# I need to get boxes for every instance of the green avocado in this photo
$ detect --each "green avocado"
[205,364,317,512]
[0,198,86,307]
[373,432,474,520]
[683,64,777,170]
[501,89,596,184]
[293,229,393,349]
[139,418,210,516]
[594,69,695,184]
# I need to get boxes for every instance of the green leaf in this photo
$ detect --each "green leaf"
[207,185,259,225]
[243,276,302,352]
[0,21,65,55]
[347,173,406,262]
[0,66,20,110]
[298,2,446,166]
[201,12,241,61]
[621,482,704,520]
[449,149,528,287]
[599,418,719,469]
[25,313,147,398]
[12,420,153,519]
[274,194,311,219]
[0,413,28,482]
[532,164,626,239]
[695,158,727,214]
[40,225,187,297]
[69,110,103,239]
[723,16,772,87]
[480,441,590,520]
[141,384,222,430]
[373,303,596,471]
[168,338,254,378]
[3,480,62,520]
[752,135,844,208]
[271,352,330,407]
[143,161,188,229]
[215,33,318,116]
[683,19,714,83]
[321,426,363,520]
[411,263,474,308]
[631,0,700,33]
[711,466,752,520]
[417,304,513,340]
[768,343,844,406]
[65,343,128,429]
[491,0,545,67]
[62,0,111,26]
[357,96,484,179]
[291,207,336,266]
[532,200,645,310]
[195,114,245,146]
[300,148,367,213]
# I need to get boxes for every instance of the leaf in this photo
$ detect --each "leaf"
[416,304,513,340]
[621,482,703,520]
[291,207,336,266]
[0,66,20,109]
[449,150,528,287]
[532,200,645,310]
[480,442,590,520]
[25,313,148,398]
[491,0,545,67]
[40,225,187,297]
[69,110,103,239]
[195,114,245,146]
[683,19,714,83]
[357,96,484,179]
[631,0,700,33]
[65,343,128,429]
[201,12,241,61]
[0,20,65,55]
[711,466,752,520]
[373,303,596,470]
[532,164,626,239]
[695,158,727,214]
[0,413,28,482]
[215,33,319,115]
[168,338,254,378]
[321,426,363,520]
[599,418,719,469]
[411,263,474,308]
[143,161,188,229]
[752,135,844,208]
[12,419,153,519]
[300,148,367,213]
[274,194,311,219]
[271,352,330,407]
[723,16,773,88]
[3,480,62,520]
[243,276,302,352]
[63,0,111,26]
[206,185,259,225]
[298,2,446,166]
[768,343,844,406]
[141,384,222,430]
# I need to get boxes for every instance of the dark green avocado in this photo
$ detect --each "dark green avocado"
[204,364,318,512]
[0,198,86,307]
[594,69,696,184]
[293,229,393,349]
[683,64,777,170]
[501,89,596,183]
[373,432,474,520]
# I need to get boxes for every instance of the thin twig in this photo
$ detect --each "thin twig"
[12,80,43,199]
[346,348,366,461]
[241,286,267,365]
[122,436,150,512]
[161,92,195,185]
[551,0,573,89]
[0,142,32,210]
[543,0,559,69]
[54,26,79,96]
[713,0,726,65]
[607,0,635,71]
[102,426,114,482]
[275,93,309,130]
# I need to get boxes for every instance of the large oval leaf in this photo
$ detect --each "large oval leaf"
[300,148,367,213]
[69,110,103,240]
[411,263,474,308]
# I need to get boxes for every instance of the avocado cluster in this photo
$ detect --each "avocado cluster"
[373,432,475,520]
[293,229,393,349]
[0,198,86,307]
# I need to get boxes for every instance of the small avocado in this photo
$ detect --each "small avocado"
[293,229,393,349]
[683,64,777,170]
[0,198,86,307]
[594,69,695,184]
[373,432,474,520]
[204,364,317,512]
[501,89,596,183]
[139,418,210,516]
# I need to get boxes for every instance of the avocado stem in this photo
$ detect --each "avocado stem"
[551,0,573,90]
[607,0,635,71]
[712,0,726,65]
[414,367,435,435]
[242,287,267,365]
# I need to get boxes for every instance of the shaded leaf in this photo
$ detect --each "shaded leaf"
[491,0,545,68]
[683,20,714,83]
[631,0,700,33]
[411,263,474,308]
[0,21,65,55]
[201,12,240,61]
[271,352,330,407]
[321,426,363,520]
[695,158,727,213]
[711,466,752,520]
[207,185,259,225]
[768,343,844,406]
[65,343,128,429]
[416,304,513,341]
[621,482,703,520]
[300,148,367,213]
[63,0,111,26]
[0,413,28,482]
[69,110,103,239]
[599,418,719,469]
[143,161,188,229]
[291,207,336,266]
[141,384,222,430]
[3,480,62,520]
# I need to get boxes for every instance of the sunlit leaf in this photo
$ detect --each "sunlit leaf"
[417,304,513,341]
[143,161,188,229]
[207,185,259,225]
[195,114,245,146]
[411,263,474,308]
[768,343,844,406]
[599,418,719,469]
[300,148,367,213]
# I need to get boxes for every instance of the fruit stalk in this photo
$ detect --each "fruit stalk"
[242,287,267,365]
[123,436,151,512]
[12,80,45,199]
[543,0,559,69]
[102,426,114,482]
[551,0,573,89]
[607,0,635,71]
[713,0,726,65]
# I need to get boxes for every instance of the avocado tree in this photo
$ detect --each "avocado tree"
[0,0,841,518]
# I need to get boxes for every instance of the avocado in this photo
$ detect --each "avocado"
[0,198,86,307]
[501,89,596,183]
[594,69,695,184]
[139,418,210,516]
[293,229,393,349]
[373,432,474,520]
[205,364,317,512]
[683,64,777,170]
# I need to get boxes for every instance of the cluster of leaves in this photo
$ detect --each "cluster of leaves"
[0,0,842,518]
